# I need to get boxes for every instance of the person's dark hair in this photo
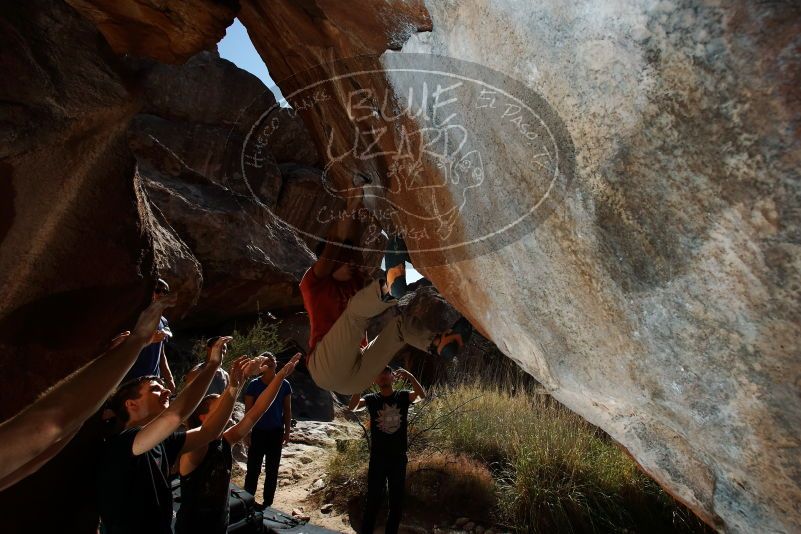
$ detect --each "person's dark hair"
[257,351,277,375]
[108,375,164,423]
[187,394,220,428]
[206,336,221,349]
[154,278,170,295]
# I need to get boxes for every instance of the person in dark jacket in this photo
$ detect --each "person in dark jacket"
[175,353,301,534]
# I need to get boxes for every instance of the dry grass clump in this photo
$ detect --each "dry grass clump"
[406,451,496,520]
[188,315,284,369]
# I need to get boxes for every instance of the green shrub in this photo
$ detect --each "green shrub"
[226,315,285,363]
[189,315,285,370]
[180,315,287,391]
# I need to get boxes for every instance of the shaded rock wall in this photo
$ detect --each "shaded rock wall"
[129,50,319,325]
[0,0,154,418]
[0,0,327,406]
[65,0,236,64]
[0,2,158,532]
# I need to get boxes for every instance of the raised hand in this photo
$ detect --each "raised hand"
[149,330,168,344]
[107,331,131,351]
[245,355,269,376]
[277,353,302,380]
[228,356,249,389]
[132,293,177,341]
[207,336,232,367]
[392,367,411,381]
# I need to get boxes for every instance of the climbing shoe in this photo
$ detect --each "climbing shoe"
[385,235,410,298]
[434,316,473,361]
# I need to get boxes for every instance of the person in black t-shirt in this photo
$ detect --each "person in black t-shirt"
[97,336,238,534]
[175,353,300,534]
[348,366,426,534]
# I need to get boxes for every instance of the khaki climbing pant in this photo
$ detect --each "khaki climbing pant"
[308,279,436,395]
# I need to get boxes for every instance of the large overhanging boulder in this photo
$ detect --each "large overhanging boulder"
[235,1,800,531]
[64,0,237,64]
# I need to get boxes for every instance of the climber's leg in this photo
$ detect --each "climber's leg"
[308,280,396,393]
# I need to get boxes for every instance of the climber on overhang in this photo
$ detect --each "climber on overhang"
[299,188,472,395]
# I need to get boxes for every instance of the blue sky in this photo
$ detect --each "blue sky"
[217,20,423,282]
[217,19,285,104]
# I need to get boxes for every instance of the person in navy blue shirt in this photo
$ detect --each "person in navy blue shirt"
[123,278,176,391]
[243,352,293,507]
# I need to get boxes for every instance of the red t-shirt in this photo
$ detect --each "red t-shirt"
[300,267,367,352]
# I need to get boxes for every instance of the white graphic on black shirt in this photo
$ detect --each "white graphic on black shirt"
[376,403,402,434]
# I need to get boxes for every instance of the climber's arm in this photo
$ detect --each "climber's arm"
[0,426,79,491]
[313,188,363,278]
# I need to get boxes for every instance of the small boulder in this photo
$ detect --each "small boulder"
[320,503,334,514]
[291,508,311,522]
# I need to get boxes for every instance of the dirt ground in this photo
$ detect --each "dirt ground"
[231,419,359,533]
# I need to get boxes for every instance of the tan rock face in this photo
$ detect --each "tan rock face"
[232,1,801,532]
[398,3,800,533]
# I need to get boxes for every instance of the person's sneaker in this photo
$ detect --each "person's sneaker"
[385,235,410,299]
[379,278,398,302]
